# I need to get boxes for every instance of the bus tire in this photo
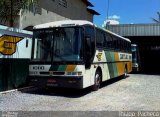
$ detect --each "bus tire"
[91,70,101,91]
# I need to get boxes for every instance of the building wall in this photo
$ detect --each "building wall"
[20,0,94,29]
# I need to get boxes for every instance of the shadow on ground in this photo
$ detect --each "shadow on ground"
[21,76,125,98]
[132,70,160,75]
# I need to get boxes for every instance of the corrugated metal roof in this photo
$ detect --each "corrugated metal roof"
[106,24,160,36]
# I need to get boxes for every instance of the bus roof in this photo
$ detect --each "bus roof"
[34,20,94,29]
[34,20,130,42]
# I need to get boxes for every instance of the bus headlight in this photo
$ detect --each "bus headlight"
[133,63,138,67]
[65,72,82,76]
[29,71,38,75]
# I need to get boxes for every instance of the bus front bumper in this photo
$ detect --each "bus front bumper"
[29,76,83,89]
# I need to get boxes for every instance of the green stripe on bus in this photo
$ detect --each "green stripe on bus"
[105,51,114,62]
[58,65,67,71]
[105,51,118,78]
[107,63,114,78]
[49,65,59,71]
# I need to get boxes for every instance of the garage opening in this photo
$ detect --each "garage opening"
[127,36,160,74]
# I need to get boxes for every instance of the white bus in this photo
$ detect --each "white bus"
[131,44,140,72]
[29,20,132,91]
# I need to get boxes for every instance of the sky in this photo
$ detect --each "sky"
[90,0,160,26]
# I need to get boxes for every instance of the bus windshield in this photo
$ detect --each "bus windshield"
[131,45,137,63]
[33,27,83,62]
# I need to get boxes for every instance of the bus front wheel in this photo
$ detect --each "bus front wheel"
[91,70,101,91]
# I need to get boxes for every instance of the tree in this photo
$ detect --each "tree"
[0,0,39,27]
[152,12,160,23]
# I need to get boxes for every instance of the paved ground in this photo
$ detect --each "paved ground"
[0,74,160,111]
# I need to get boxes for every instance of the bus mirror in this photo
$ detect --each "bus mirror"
[26,39,29,48]
[85,35,91,69]
[85,62,91,69]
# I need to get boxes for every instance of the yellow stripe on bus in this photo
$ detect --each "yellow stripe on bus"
[114,52,119,61]
[114,52,125,76]
[117,62,125,76]
[66,65,76,72]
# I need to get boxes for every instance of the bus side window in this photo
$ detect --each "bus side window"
[96,29,104,49]
[120,40,123,51]
[105,33,113,49]
[113,36,118,50]
[118,39,121,50]
[122,40,125,52]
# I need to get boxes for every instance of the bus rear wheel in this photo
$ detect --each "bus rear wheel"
[91,71,101,91]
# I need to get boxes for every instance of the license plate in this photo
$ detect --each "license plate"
[47,84,58,87]
[47,79,56,83]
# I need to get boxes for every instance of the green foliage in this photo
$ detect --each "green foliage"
[0,0,39,27]
[152,12,160,23]
[0,0,36,9]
